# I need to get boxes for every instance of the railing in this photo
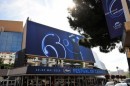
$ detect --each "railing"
[0,80,16,86]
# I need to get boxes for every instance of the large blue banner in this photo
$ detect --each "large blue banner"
[27,66,108,75]
[26,21,95,62]
[102,0,126,38]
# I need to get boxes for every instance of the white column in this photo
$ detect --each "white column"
[21,76,23,86]
[50,76,51,86]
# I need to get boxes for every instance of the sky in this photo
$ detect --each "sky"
[0,0,128,71]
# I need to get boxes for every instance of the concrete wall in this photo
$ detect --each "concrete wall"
[8,66,27,75]
[0,69,8,76]
[0,20,23,32]
[22,22,27,49]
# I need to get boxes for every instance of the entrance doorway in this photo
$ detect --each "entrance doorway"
[54,76,76,86]
[18,75,105,86]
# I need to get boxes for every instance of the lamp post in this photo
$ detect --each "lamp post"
[116,67,119,75]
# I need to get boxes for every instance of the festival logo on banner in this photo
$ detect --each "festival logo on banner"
[102,0,126,38]
[26,21,95,62]
[27,66,108,75]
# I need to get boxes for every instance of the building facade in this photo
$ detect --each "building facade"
[0,20,23,65]
[0,20,108,86]
[6,20,108,86]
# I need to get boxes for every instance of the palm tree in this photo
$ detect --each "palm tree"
[0,58,3,64]
[0,58,4,69]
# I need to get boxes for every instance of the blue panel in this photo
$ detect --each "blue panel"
[26,21,95,62]
[0,32,23,52]
[27,66,108,75]
[102,0,126,38]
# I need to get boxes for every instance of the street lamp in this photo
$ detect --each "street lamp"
[116,66,119,75]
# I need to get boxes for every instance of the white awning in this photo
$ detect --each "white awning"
[64,63,71,65]
[73,63,80,65]
[95,75,106,79]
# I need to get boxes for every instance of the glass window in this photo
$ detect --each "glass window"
[0,32,23,52]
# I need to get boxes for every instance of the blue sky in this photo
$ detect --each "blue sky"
[0,0,77,33]
[0,0,128,71]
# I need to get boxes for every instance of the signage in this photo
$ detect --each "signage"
[27,66,108,75]
[26,20,95,62]
[102,0,126,38]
